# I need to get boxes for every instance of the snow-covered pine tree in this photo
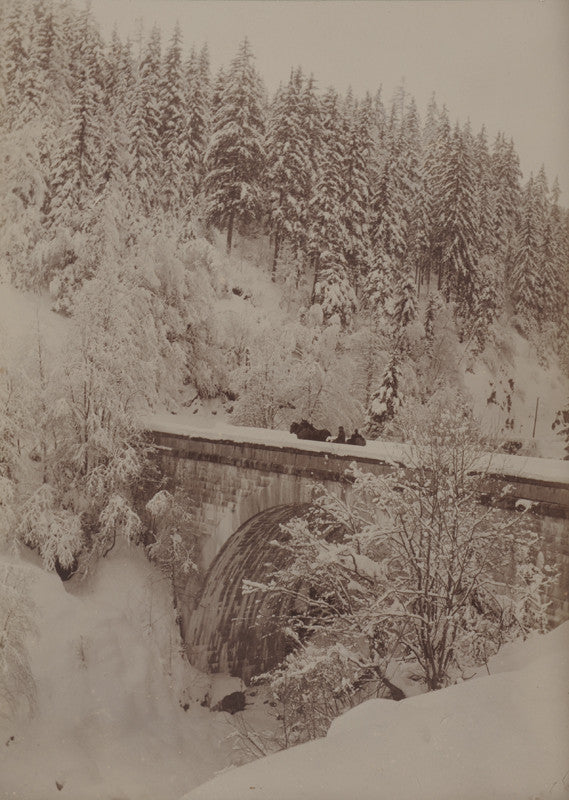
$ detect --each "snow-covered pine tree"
[265,68,311,276]
[159,23,191,216]
[393,270,418,331]
[473,125,498,258]
[309,87,356,325]
[491,132,522,279]
[184,44,211,197]
[97,30,133,200]
[0,0,31,127]
[368,100,408,300]
[398,97,429,294]
[436,121,480,317]
[47,4,104,233]
[547,178,569,347]
[127,25,162,216]
[511,174,545,328]
[470,254,503,352]
[204,38,266,253]
[530,165,560,331]
[422,99,451,292]
[341,94,374,294]
[297,72,323,273]
[365,354,401,436]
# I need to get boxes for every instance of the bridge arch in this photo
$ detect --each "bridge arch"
[186,503,311,683]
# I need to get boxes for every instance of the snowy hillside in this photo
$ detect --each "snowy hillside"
[0,545,234,800]
[181,623,569,800]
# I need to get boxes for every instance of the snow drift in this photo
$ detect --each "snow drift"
[0,545,231,800]
[181,623,569,800]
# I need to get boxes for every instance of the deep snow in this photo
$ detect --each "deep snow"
[0,545,237,800]
[181,623,569,800]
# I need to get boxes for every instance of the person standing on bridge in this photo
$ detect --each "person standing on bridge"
[333,426,346,443]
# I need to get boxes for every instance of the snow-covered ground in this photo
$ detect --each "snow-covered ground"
[182,623,569,800]
[0,545,238,800]
[0,283,69,371]
[3,537,567,800]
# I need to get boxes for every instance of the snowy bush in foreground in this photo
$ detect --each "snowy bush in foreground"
[17,484,83,574]
[0,563,37,719]
[146,490,199,613]
[252,395,552,744]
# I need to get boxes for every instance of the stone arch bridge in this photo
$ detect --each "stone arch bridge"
[146,419,569,682]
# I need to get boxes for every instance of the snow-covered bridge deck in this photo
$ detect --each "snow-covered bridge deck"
[146,415,569,513]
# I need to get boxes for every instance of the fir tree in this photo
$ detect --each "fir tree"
[159,23,191,215]
[265,68,311,275]
[47,4,103,232]
[1,0,30,126]
[127,25,162,215]
[309,87,356,325]
[491,132,522,276]
[204,38,266,253]
[511,174,544,326]
[369,108,407,279]
[393,270,418,330]
[365,354,401,436]
[422,101,451,292]
[474,125,497,257]
[436,121,480,315]
[341,94,374,293]
[184,44,211,196]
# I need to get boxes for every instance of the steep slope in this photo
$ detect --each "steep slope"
[0,545,232,800]
[181,623,569,800]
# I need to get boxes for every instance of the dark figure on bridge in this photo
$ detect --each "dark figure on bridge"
[333,426,346,443]
[290,419,332,442]
[347,429,366,446]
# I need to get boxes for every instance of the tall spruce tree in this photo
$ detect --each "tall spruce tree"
[436,121,479,316]
[309,87,356,325]
[204,38,266,253]
[423,100,451,293]
[127,25,162,215]
[265,68,311,275]
[341,94,374,293]
[47,4,103,232]
[159,23,190,215]
[184,44,211,196]
[511,174,544,325]
[491,132,522,278]
[365,354,402,437]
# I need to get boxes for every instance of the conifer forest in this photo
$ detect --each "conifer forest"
[2,0,568,361]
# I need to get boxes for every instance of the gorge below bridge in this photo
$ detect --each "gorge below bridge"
[145,417,569,683]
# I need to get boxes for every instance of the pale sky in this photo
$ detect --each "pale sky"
[90,0,569,200]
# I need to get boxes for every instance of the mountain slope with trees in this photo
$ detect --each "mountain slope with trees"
[0,2,568,796]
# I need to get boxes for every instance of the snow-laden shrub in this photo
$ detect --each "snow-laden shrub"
[145,490,199,612]
[98,494,143,555]
[17,484,83,573]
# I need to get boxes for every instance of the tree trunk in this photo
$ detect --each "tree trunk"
[226,212,235,254]
[310,255,320,304]
[272,229,281,280]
